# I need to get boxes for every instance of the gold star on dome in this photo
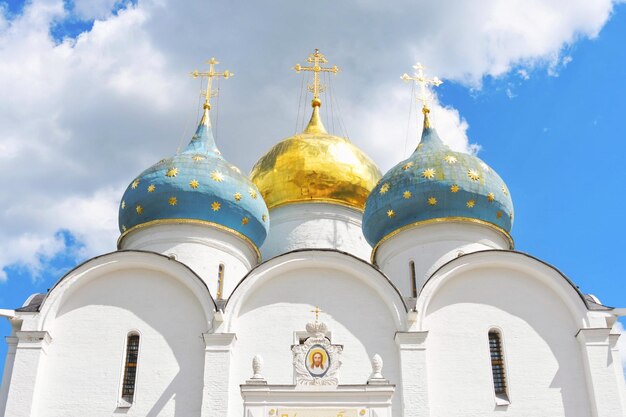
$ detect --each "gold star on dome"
[403,191,412,199]
[502,185,509,195]
[147,184,155,193]
[169,197,177,206]
[136,205,143,214]
[467,199,475,208]
[262,214,267,222]
[192,155,205,162]
[211,170,224,182]
[496,211,503,219]
[211,201,221,211]
[249,188,257,199]
[122,225,127,232]
[234,192,242,201]
[467,169,480,181]
[428,197,437,206]
[121,200,126,209]
[450,184,460,193]
[402,161,414,171]
[481,162,490,172]
[131,179,140,189]
[242,217,249,225]
[487,192,495,202]
[166,168,178,178]
[380,183,390,194]
[510,212,514,220]
[189,179,199,189]
[387,209,395,218]
[444,155,457,164]
[422,168,435,179]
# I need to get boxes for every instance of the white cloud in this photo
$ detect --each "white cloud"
[0,0,623,282]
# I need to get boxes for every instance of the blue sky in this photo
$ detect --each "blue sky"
[1,0,625,378]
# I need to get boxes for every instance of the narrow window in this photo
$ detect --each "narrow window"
[216,263,225,299]
[409,261,417,297]
[121,334,140,404]
[489,330,508,400]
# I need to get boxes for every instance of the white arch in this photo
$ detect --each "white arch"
[416,250,593,329]
[37,250,217,331]
[224,249,408,331]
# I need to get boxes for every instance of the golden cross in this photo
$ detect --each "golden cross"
[191,57,234,110]
[310,305,323,323]
[293,49,340,107]
[401,63,442,127]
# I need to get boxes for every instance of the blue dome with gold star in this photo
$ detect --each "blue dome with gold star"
[118,107,269,250]
[362,117,513,248]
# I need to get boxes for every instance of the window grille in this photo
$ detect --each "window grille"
[488,330,507,395]
[121,334,140,403]
[216,263,225,299]
[409,261,417,297]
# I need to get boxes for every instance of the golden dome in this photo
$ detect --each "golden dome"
[250,106,381,211]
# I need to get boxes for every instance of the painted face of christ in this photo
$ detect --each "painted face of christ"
[310,352,324,370]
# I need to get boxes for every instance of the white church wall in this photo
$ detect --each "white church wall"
[261,203,372,261]
[119,223,258,299]
[374,222,510,297]
[225,251,407,417]
[12,252,217,417]
[419,255,594,417]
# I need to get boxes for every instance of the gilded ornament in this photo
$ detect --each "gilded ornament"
[467,169,480,181]
[422,168,435,179]
[192,155,206,162]
[234,192,242,201]
[122,225,127,231]
[191,57,234,114]
[379,183,390,194]
[168,197,177,206]
[387,209,395,218]
[249,188,258,199]
[428,197,437,206]
[136,205,143,214]
[450,184,460,193]
[147,184,155,193]
[121,200,126,209]
[262,214,267,222]
[496,211,503,219]
[487,192,495,202]
[211,170,224,182]
[166,168,179,178]
[402,161,414,170]
[211,201,221,211]
[444,155,458,164]
[400,62,442,128]
[502,185,509,195]
[466,199,475,208]
[131,179,140,189]
[189,179,200,189]
[292,49,340,107]
[242,217,249,225]
[403,191,412,199]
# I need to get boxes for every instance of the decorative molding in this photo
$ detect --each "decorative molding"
[293,321,342,386]
[15,331,52,351]
[203,332,237,351]
[575,328,611,345]
[394,331,428,349]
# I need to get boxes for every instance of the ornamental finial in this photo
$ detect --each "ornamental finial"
[191,57,234,125]
[293,49,340,108]
[401,63,442,129]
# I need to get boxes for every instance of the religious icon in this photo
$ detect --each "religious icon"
[306,345,330,377]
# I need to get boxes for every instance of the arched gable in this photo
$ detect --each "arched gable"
[416,250,595,330]
[225,249,408,330]
[38,250,217,331]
